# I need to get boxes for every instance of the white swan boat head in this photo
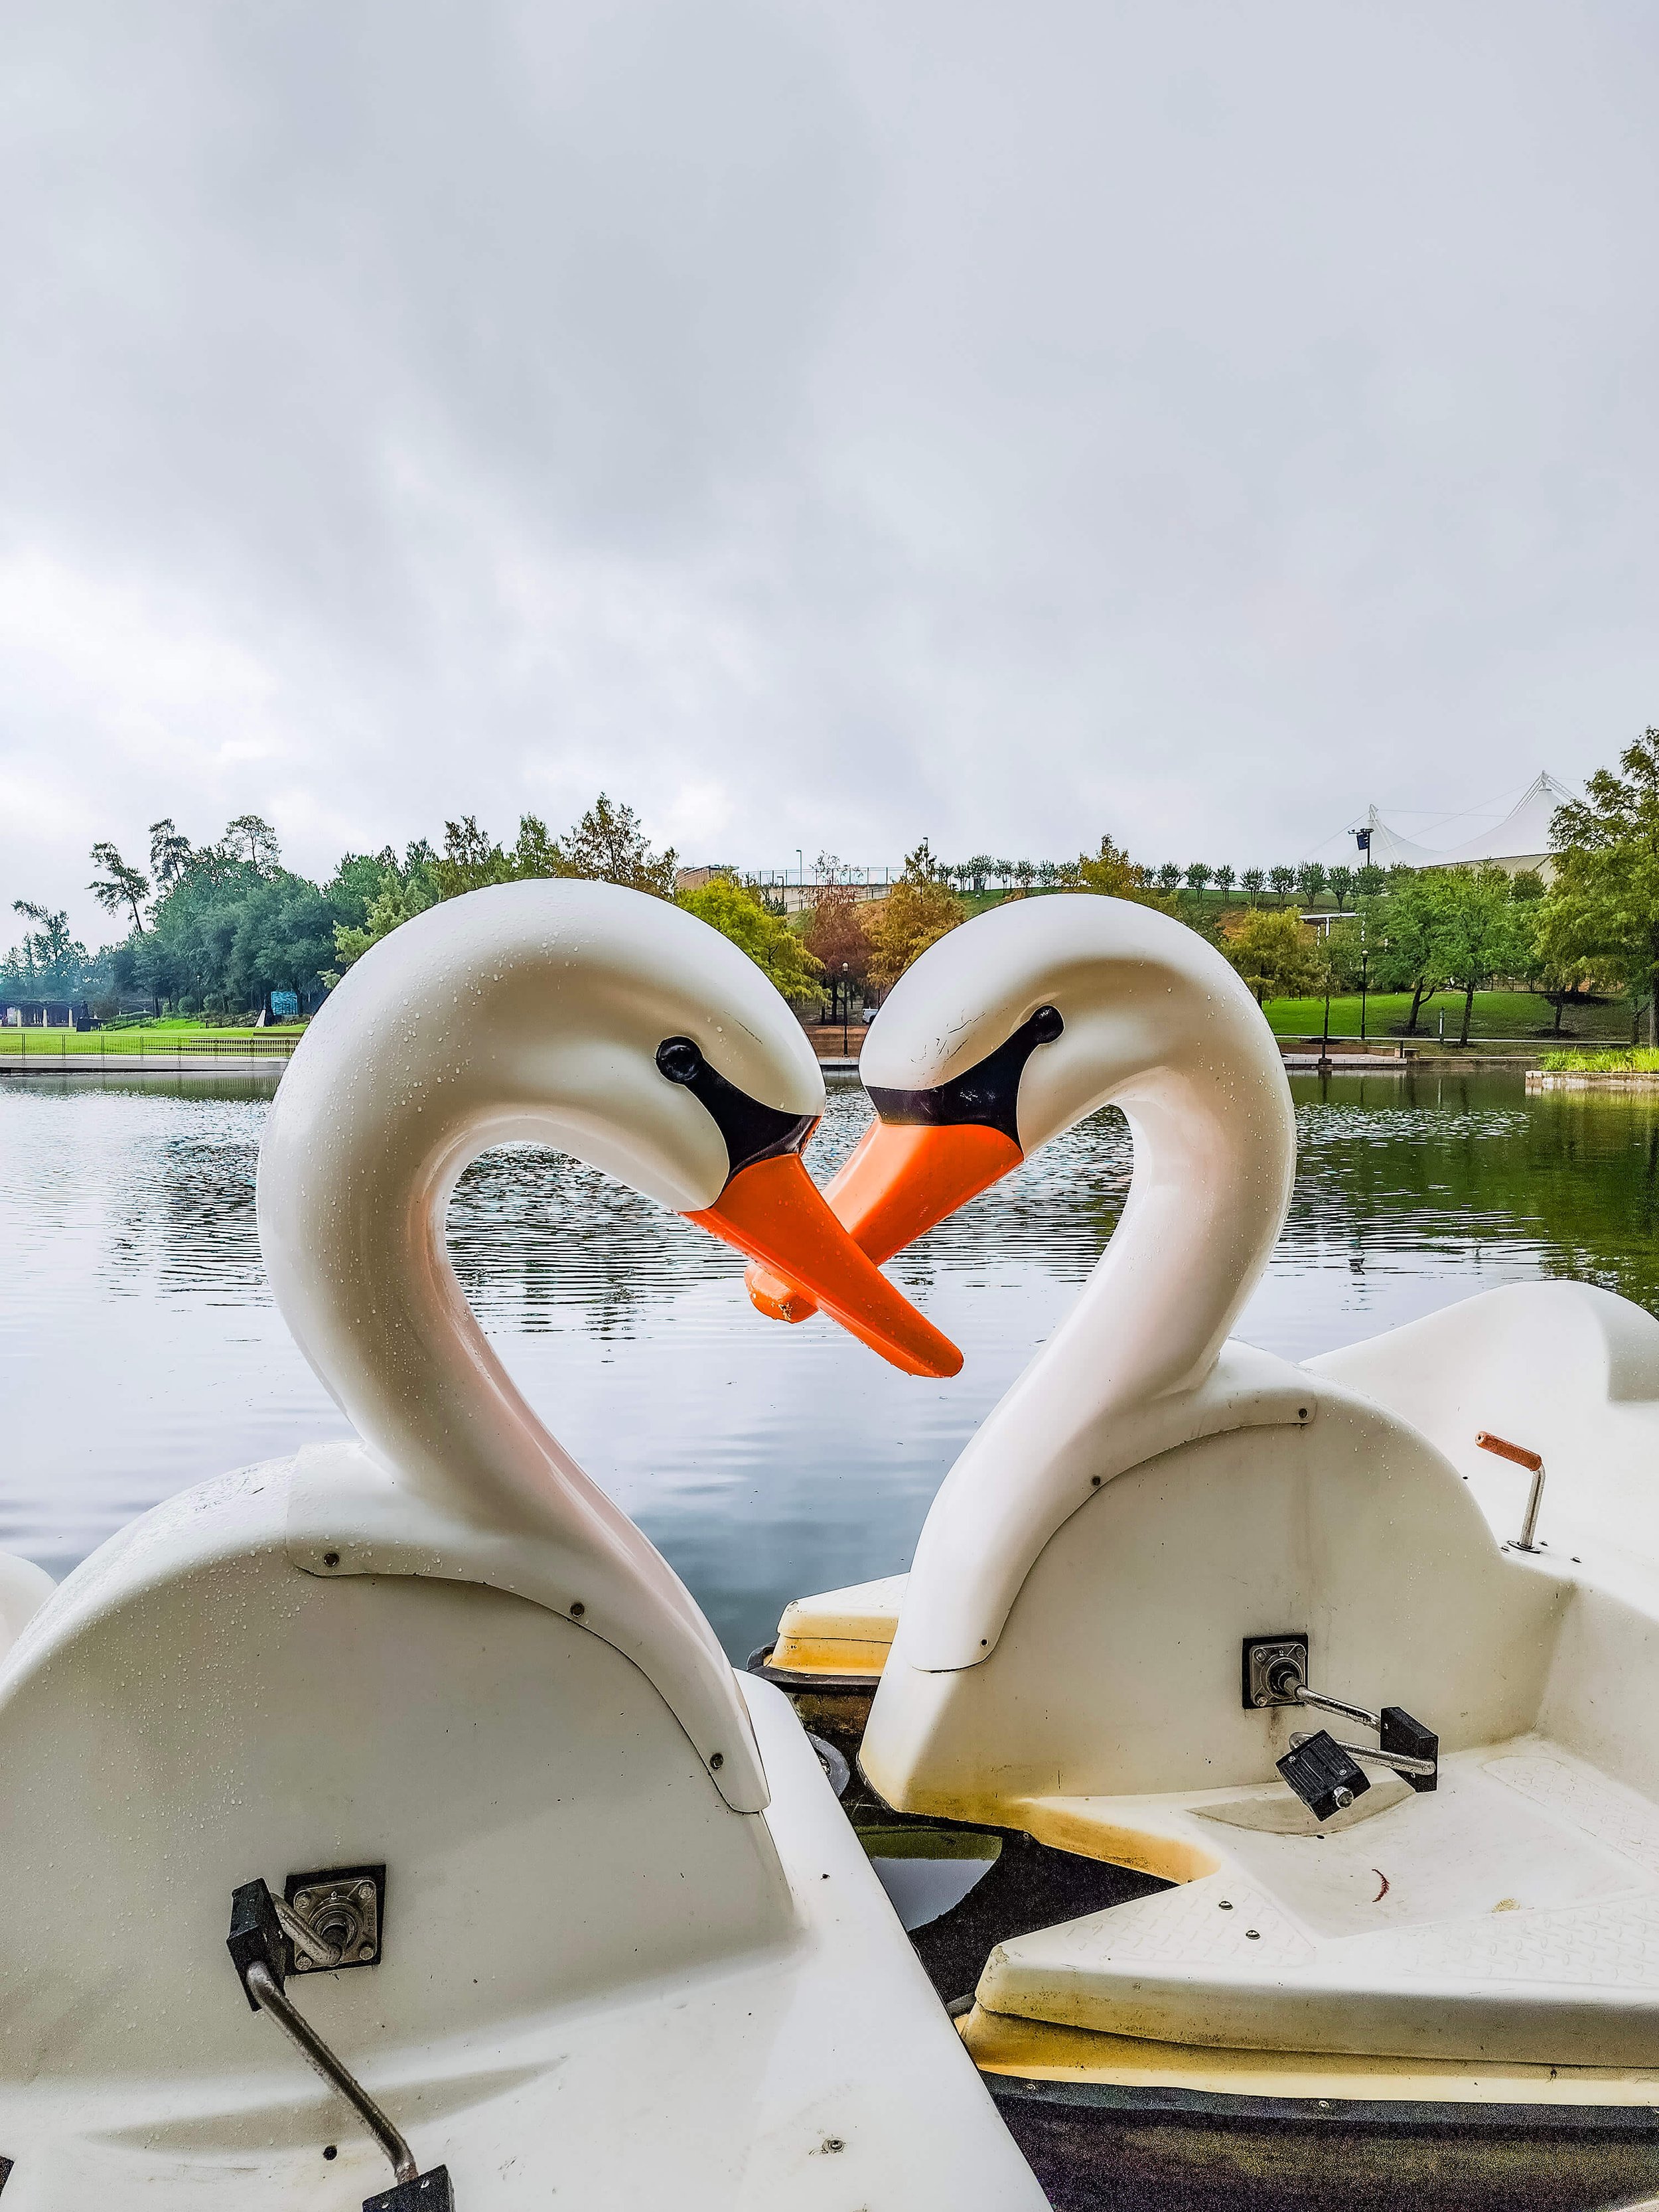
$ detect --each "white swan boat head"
[0,881,1044,2212]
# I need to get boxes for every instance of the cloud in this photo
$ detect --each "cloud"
[4,0,1658,934]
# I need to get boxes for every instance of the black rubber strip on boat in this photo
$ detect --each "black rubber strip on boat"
[867,1005,1062,1146]
[985,2075,1659,2133]
[746,1643,883,1696]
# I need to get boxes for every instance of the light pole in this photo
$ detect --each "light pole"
[841,962,849,1055]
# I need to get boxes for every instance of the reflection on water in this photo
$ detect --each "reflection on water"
[857,1826,1004,1931]
[3,1069,1658,1657]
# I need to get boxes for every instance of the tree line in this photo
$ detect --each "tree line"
[811,853,1379,907]
[1219,731,1659,1044]
[9,731,1659,1034]
[1,799,828,1016]
[802,745,1659,1047]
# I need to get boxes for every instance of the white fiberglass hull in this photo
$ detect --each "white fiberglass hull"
[0,1669,1041,2208]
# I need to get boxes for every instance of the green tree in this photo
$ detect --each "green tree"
[149,818,193,890]
[224,873,340,1011]
[557,794,678,896]
[431,815,521,899]
[1222,909,1325,1004]
[1268,866,1297,903]
[1367,869,1445,1034]
[1214,864,1236,897]
[1326,864,1356,911]
[1156,863,1182,892]
[88,842,151,932]
[3,903,89,997]
[803,881,871,1017]
[329,847,399,930]
[1075,833,1179,910]
[1295,861,1328,905]
[865,843,966,990]
[431,796,677,904]
[1185,861,1213,893]
[1240,868,1265,905]
[677,875,826,1008]
[1526,932,1587,1037]
[1322,917,1366,991]
[222,814,281,872]
[1538,730,1659,1045]
[123,854,336,1014]
[1494,869,1575,1033]
[1431,865,1531,1045]
[325,844,442,983]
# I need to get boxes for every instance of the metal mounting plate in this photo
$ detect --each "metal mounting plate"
[284,1864,385,1974]
[1243,1633,1309,1711]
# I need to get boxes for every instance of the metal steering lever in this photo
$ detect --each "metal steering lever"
[227,1877,454,2211]
[244,1960,415,2183]
[1287,1729,1438,1779]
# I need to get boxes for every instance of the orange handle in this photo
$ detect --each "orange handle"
[1476,1430,1544,1474]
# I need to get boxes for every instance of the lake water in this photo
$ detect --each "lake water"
[3,1068,1658,1660]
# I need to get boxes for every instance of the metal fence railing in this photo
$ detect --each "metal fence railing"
[1277,1033,1621,1053]
[0,1029,301,1070]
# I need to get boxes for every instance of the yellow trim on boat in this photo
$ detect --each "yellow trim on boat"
[769,1632,890,1675]
[772,1573,905,1676]
[958,2005,1659,2108]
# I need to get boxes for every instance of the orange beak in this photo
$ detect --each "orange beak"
[689,1150,962,1378]
[745,1120,1022,1328]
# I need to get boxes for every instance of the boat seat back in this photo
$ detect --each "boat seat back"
[0,1469,792,2091]
[862,1379,1569,1815]
[1313,1280,1659,1574]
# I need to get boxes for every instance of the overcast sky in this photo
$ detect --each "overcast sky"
[5,1,1658,941]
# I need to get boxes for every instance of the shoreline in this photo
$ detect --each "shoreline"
[1526,1070,1659,1092]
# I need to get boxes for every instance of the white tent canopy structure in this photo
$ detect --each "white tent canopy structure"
[1355,772,1576,878]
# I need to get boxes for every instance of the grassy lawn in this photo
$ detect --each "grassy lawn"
[98,1016,308,1035]
[1262,990,1634,1043]
[0,1023,305,1054]
[2,989,1631,1056]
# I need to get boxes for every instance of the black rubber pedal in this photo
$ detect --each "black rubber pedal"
[226,1878,289,2008]
[1277,1730,1370,1822]
[364,2170,453,2212]
[1381,1705,1439,1793]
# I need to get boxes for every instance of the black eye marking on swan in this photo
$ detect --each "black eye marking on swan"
[656,1037,818,1187]
[867,1005,1064,1147]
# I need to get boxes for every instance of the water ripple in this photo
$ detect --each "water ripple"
[5,1067,1659,1655]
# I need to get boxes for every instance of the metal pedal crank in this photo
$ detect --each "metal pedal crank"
[227,1874,454,2211]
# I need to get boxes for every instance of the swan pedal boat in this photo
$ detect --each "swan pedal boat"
[752,895,1659,2209]
[0,884,1047,2211]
